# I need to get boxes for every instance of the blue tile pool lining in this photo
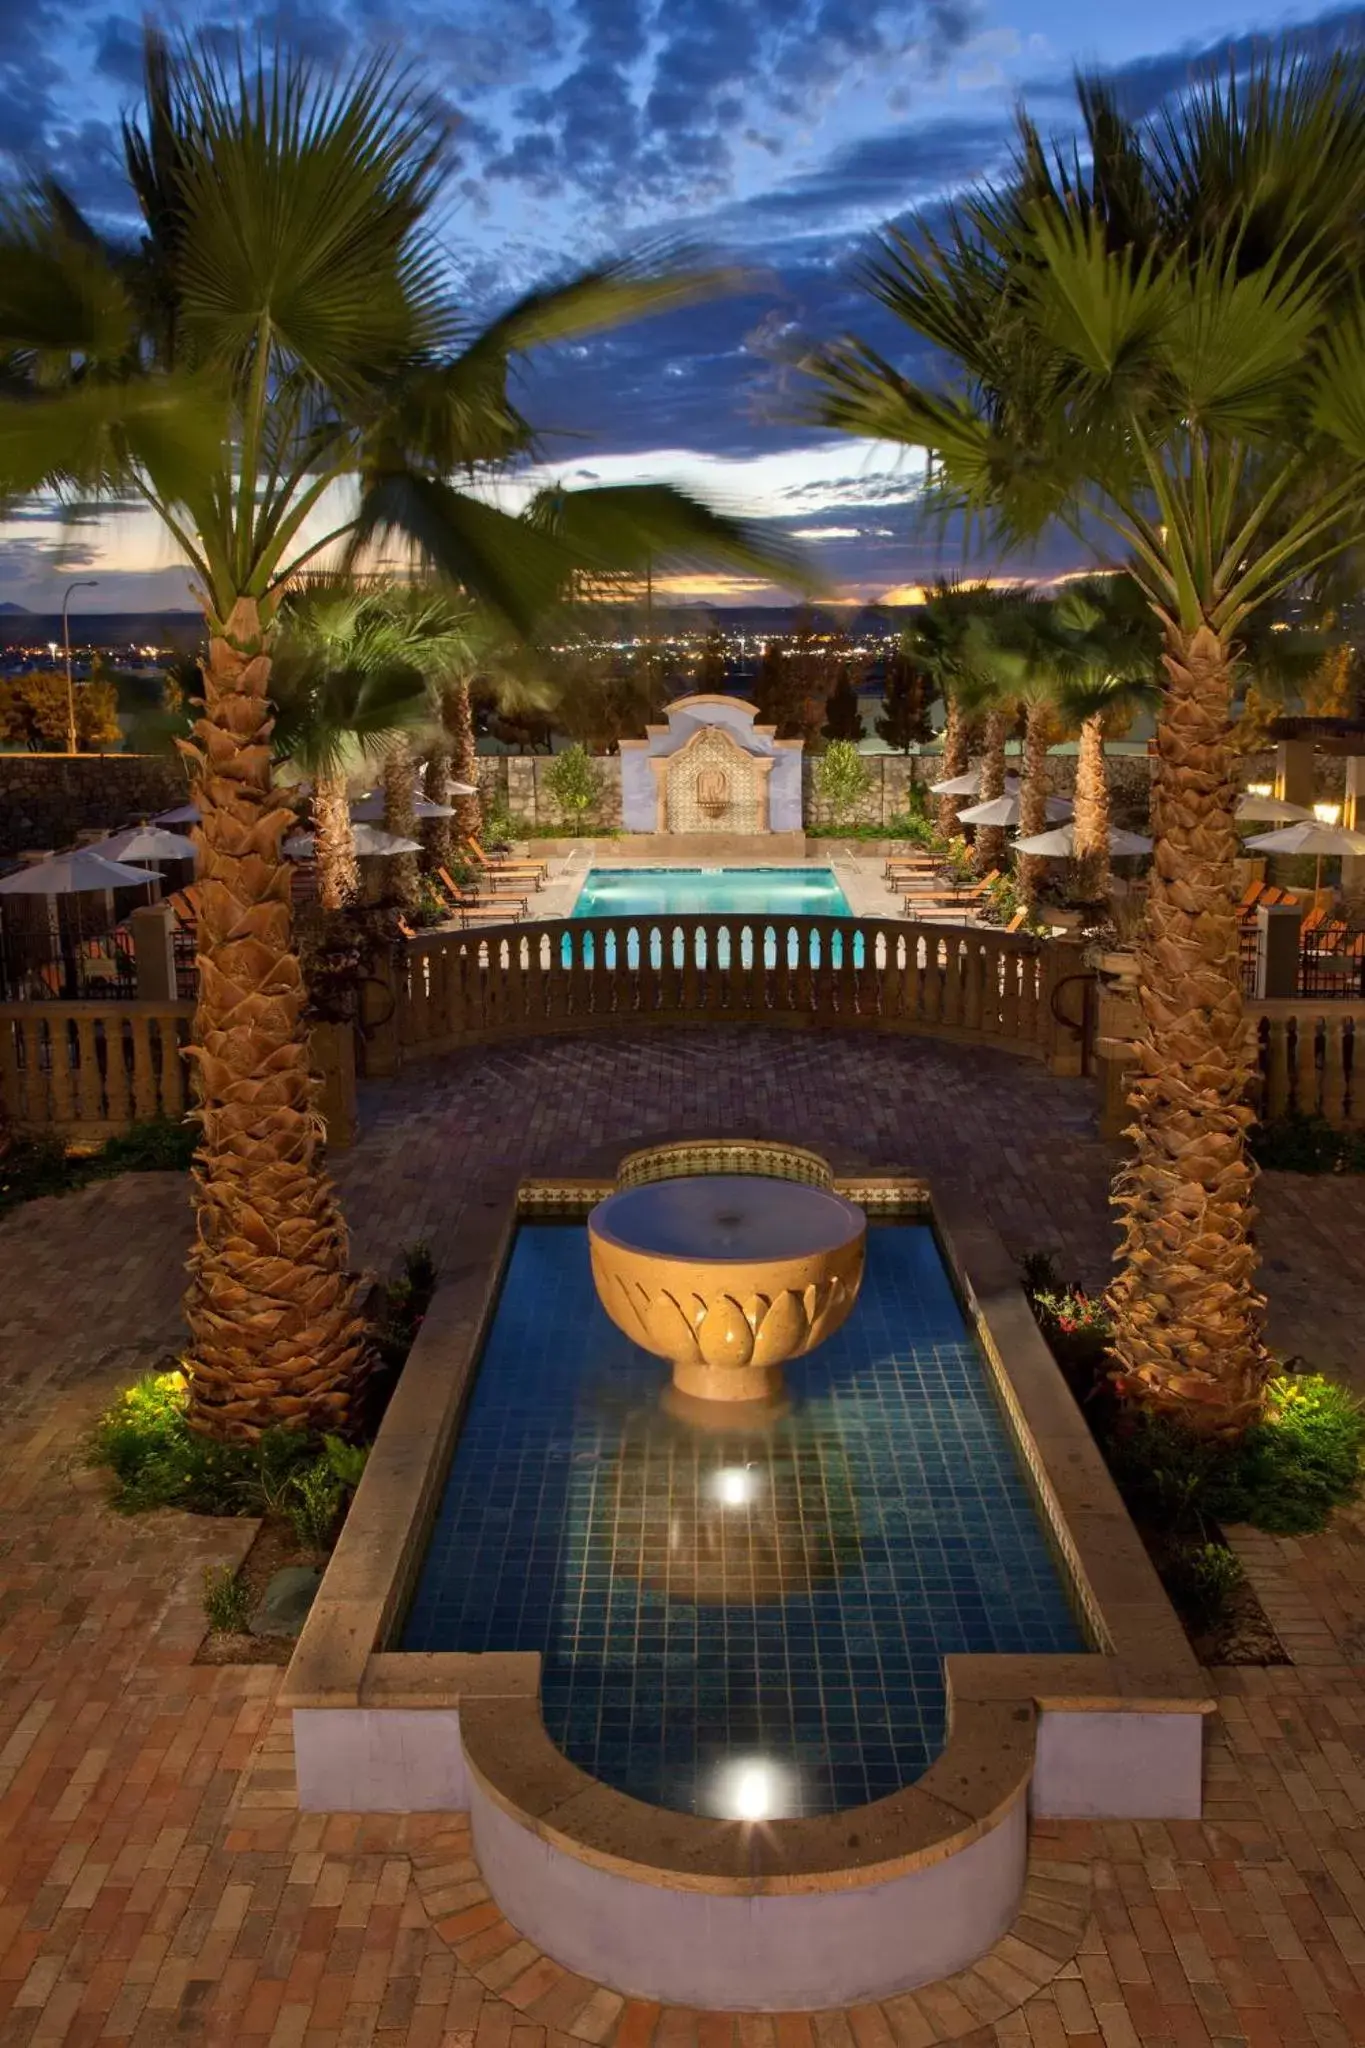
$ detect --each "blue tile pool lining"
[403,1221,1084,1820]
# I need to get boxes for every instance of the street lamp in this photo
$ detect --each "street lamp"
[62,579,99,754]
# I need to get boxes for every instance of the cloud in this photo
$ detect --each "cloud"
[486,0,984,210]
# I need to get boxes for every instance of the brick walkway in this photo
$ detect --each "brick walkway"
[4,1029,1365,2046]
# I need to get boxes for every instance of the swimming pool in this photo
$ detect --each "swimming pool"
[403,1221,1084,1820]
[568,866,859,970]
[572,866,851,918]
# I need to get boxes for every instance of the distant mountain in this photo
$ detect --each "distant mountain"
[0,602,31,614]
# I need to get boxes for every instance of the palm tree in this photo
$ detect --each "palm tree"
[805,57,1365,1432]
[1048,580,1162,902]
[911,581,992,839]
[0,32,805,1437]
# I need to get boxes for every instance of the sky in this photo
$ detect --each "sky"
[0,0,1361,612]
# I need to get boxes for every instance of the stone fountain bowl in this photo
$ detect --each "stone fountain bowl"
[588,1173,866,1402]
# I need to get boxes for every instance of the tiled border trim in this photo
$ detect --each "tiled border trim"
[411,1830,1093,2039]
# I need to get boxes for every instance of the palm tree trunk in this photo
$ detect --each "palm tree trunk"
[1016,703,1052,906]
[422,744,456,874]
[1106,622,1269,1434]
[313,769,359,912]
[975,707,1010,873]
[381,741,421,909]
[936,690,970,840]
[444,677,482,843]
[179,597,364,1438]
[1072,713,1111,903]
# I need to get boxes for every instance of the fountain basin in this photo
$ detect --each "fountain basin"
[588,1173,866,1401]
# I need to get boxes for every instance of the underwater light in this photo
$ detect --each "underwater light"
[704,1753,800,1821]
[711,1464,761,1508]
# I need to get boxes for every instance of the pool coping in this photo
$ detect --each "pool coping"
[282,1152,1214,1897]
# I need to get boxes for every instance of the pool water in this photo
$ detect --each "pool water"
[568,866,861,971]
[403,1222,1084,1820]
[573,867,851,918]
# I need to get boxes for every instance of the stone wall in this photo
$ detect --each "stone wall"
[0,754,191,860]
[474,745,1348,837]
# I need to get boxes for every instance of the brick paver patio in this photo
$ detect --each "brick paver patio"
[5,1028,1365,2047]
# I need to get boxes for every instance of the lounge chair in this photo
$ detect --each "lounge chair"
[897,868,1000,905]
[438,864,531,911]
[433,869,529,919]
[463,839,548,886]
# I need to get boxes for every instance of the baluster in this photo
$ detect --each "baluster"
[735,920,756,1015]
[795,919,815,1016]
[1322,1016,1348,1124]
[0,1012,22,1124]
[1263,1016,1289,1119]
[813,919,835,1021]
[104,1014,133,1125]
[921,932,944,1024]
[895,926,919,1023]
[999,943,1020,1040]
[130,1014,156,1118]
[75,1015,101,1124]
[47,1015,74,1123]
[962,937,986,1032]
[940,934,965,1027]
[1292,1011,1319,1116]
[164,1015,190,1118]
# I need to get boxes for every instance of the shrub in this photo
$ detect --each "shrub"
[1020,1251,1365,1538]
[202,1564,253,1634]
[543,743,604,825]
[0,1119,196,1219]
[91,1118,198,1177]
[1163,1541,1245,1628]
[815,739,874,825]
[0,1133,76,1215]
[1212,1372,1365,1534]
[287,1464,344,1551]
[322,1434,369,1490]
[1251,1113,1365,1174]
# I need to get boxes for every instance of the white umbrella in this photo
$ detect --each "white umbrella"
[1014,821,1153,858]
[0,849,164,895]
[1235,793,1314,823]
[349,792,457,821]
[929,764,1021,797]
[92,825,198,864]
[958,791,1074,828]
[1243,817,1365,897]
[151,802,201,825]
[284,823,423,859]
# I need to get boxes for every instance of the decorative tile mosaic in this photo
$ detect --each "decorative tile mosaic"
[402,1223,1085,1819]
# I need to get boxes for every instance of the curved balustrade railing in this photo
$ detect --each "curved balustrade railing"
[388,913,1079,1068]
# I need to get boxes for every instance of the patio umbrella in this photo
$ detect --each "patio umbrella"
[0,849,164,895]
[150,802,201,825]
[283,823,424,859]
[929,765,1020,797]
[1235,793,1314,823]
[92,825,198,864]
[349,792,456,821]
[957,791,1074,828]
[1013,821,1153,858]
[1243,818,1365,897]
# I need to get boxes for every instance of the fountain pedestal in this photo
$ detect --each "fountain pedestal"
[588,1174,866,1402]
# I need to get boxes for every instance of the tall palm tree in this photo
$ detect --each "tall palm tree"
[1048,580,1162,902]
[0,33,805,1437]
[805,57,1365,1432]
[911,581,992,838]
